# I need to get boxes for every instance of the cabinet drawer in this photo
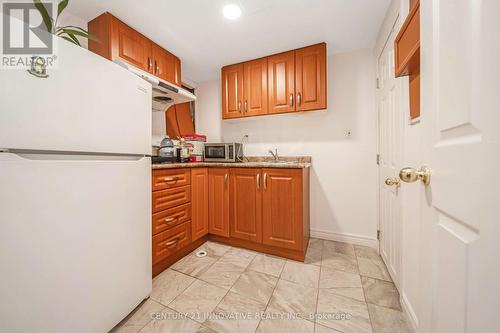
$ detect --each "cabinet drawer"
[153,169,191,191]
[152,185,191,213]
[152,203,191,235]
[152,222,191,264]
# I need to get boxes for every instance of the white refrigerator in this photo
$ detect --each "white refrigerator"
[0,34,153,332]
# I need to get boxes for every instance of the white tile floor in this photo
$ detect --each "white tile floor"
[110,239,412,333]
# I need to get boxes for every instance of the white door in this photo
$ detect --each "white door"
[377,22,404,289]
[414,1,500,332]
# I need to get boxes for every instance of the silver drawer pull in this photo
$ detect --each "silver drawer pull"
[165,238,179,246]
[163,176,178,182]
[164,216,178,223]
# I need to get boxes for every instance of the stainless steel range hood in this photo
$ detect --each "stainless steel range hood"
[115,60,196,112]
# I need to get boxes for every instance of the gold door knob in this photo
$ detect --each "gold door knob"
[385,178,400,187]
[399,166,431,185]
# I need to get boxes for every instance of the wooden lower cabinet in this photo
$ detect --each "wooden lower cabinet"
[230,168,262,243]
[191,168,209,241]
[208,168,230,237]
[152,166,309,277]
[262,168,303,250]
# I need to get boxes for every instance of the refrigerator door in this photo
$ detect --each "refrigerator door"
[0,38,152,155]
[0,152,151,333]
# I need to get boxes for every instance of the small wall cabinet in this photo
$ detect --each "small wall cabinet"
[222,43,327,119]
[395,0,420,119]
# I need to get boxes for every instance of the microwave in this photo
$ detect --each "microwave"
[204,143,243,162]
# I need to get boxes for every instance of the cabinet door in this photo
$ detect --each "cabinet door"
[165,105,181,139]
[152,45,182,86]
[208,168,230,237]
[230,168,262,242]
[268,51,296,114]
[110,16,152,72]
[262,168,303,250]
[175,102,195,135]
[243,58,268,117]
[222,64,244,119]
[295,43,327,111]
[191,168,209,241]
[173,55,182,86]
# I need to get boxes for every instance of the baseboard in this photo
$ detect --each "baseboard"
[401,292,418,333]
[310,229,378,248]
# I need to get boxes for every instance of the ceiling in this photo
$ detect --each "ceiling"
[68,0,390,83]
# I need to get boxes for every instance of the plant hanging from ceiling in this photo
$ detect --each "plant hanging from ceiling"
[33,0,96,46]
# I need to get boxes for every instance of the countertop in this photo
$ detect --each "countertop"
[151,156,311,169]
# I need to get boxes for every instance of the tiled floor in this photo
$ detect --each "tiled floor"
[110,239,413,333]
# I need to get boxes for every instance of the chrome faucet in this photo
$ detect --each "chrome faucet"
[268,149,279,162]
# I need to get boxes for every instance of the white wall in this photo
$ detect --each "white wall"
[195,49,379,247]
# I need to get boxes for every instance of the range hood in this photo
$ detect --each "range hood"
[115,60,196,112]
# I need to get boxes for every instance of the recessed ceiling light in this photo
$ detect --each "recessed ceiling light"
[223,4,242,20]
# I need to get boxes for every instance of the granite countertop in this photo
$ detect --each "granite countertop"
[151,156,311,169]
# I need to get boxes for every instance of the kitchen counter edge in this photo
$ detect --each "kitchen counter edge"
[152,162,311,169]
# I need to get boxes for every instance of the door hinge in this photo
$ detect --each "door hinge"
[376,78,380,89]
[377,230,381,240]
[376,154,380,165]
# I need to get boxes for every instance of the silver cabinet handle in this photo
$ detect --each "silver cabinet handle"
[297,92,302,106]
[256,173,260,191]
[163,176,178,182]
[148,57,152,72]
[244,100,248,112]
[238,101,242,112]
[164,216,178,223]
[264,173,268,191]
[156,62,160,75]
[289,93,294,106]
[225,173,228,186]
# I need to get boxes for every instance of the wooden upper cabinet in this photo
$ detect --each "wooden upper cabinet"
[208,168,230,237]
[222,64,244,119]
[243,58,268,117]
[191,168,209,241]
[268,50,296,114]
[110,16,152,72]
[395,0,420,119]
[262,169,303,250]
[295,43,327,111]
[395,1,420,77]
[229,168,262,243]
[88,12,181,85]
[154,44,182,86]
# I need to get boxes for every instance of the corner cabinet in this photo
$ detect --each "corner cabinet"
[222,43,327,119]
[88,12,182,86]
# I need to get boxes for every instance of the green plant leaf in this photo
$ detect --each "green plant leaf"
[59,28,98,41]
[57,0,69,17]
[59,32,81,46]
[60,35,78,45]
[33,0,53,32]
